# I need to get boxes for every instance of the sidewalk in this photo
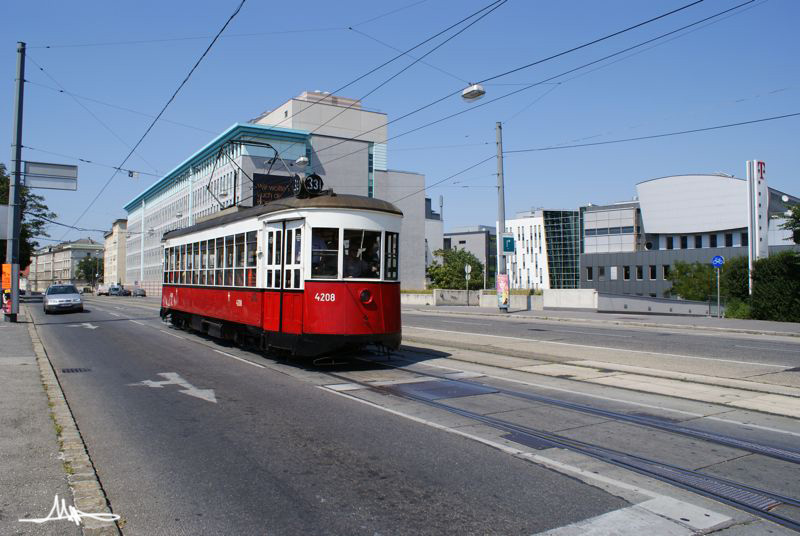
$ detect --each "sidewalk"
[0,310,117,535]
[0,316,79,535]
[403,304,800,338]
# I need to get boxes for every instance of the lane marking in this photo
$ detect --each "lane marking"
[735,344,800,353]
[107,312,121,317]
[129,372,216,403]
[129,320,145,326]
[407,326,791,368]
[321,386,729,532]
[544,328,632,338]
[159,329,185,340]
[213,349,265,368]
[704,416,800,438]
[438,320,492,326]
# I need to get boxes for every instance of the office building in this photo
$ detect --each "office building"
[103,219,127,285]
[29,239,104,292]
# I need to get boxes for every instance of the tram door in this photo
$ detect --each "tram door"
[263,220,304,334]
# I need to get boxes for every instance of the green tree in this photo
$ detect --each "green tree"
[780,204,800,244]
[75,257,103,287]
[665,261,714,301]
[719,255,749,302]
[0,163,58,269]
[750,251,800,322]
[427,248,483,290]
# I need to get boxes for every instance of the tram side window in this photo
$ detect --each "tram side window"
[224,235,234,286]
[180,244,186,284]
[234,233,245,286]
[385,232,399,280]
[163,249,169,283]
[207,239,215,285]
[343,229,380,279]
[192,242,200,284]
[199,241,207,285]
[215,238,224,286]
[246,231,257,287]
[311,228,339,278]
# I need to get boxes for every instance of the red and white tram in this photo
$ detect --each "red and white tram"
[160,191,402,356]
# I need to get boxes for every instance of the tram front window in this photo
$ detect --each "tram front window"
[311,228,339,278]
[343,230,380,279]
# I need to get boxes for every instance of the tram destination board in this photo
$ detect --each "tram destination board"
[253,173,293,204]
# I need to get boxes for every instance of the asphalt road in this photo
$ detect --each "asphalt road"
[402,311,800,368]
[28,301,627,535]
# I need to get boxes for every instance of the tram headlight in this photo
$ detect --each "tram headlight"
[359,289,372,304]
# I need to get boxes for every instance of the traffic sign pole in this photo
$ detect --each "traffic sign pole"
[716,267,721,319]
[711,256,724,318]
[5,42,25,323]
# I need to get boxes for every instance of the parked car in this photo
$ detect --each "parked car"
[43,284,84,314]
[97,285,109,296]
[132,288,146,297]
[109,285,132,297]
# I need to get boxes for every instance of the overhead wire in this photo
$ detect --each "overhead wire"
[300,0,760,178]
[503,111,800,154]
[25,80,218,135]
[21,145,160,178]
[61,0,247,239]
[26,54,161,175]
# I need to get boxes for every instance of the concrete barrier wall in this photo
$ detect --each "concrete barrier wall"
[400,293,434,306]
[433,289,482,306]
[543,289,598,309]
[478,293,534,310]
[598,294,711,316]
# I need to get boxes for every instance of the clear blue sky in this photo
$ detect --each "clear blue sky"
[2,0,798,243]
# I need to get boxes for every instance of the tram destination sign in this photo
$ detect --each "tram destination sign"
[253,173,292,204]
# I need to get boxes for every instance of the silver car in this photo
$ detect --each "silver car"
[43,284,84,314]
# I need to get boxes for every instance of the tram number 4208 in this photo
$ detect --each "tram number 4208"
[314,293,336,302]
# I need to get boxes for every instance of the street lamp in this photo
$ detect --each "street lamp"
[461,83,486,101]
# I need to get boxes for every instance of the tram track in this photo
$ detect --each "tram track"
[322,363,800,532]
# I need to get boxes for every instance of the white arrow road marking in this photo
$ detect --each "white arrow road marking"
[128,372,217,403]
[67,323,99,330]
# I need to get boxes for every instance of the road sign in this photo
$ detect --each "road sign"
[502,234,515,255]
[464,264,472,274]
[23,161,78,190]
[711,255,725,268]
[465,273,471,280]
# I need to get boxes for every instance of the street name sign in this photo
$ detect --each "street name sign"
[502,234,515,255]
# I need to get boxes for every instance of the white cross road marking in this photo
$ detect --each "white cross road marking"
[67,323,98,330]
[128,372,217,403]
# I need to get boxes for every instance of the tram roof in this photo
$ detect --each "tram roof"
[162,193,403,241]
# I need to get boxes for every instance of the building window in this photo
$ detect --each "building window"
[610,266,618,280]
[663,265,671,279]
[443,238,451,250]
[586,266,593,281]
[694,235,702,248]
[725,233,733,247]
[598,266,605,281]
[666,236,674,250]
[710,234,718,248]
[623,266,631,280]
[636,265,643,280]
[680,236,688,249]
[649,265,656,280]
[741,232,748,247]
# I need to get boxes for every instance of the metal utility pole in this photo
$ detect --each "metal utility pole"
[5,42,25,323]
[496,121,508,312]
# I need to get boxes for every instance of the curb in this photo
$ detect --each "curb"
[402,307,800,339]
[25,307,122,536]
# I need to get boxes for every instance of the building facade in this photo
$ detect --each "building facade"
[124,92,428,294]
[443,226,497,289]
[29,239,104,292]
[424,197,443,269]
[580,174,799,297]
[505,209,580,290]
[103,219,127,285]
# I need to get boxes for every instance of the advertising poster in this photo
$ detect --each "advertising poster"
[496,274,509,309]
[1,264,10,292]
[253,173,293,205]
